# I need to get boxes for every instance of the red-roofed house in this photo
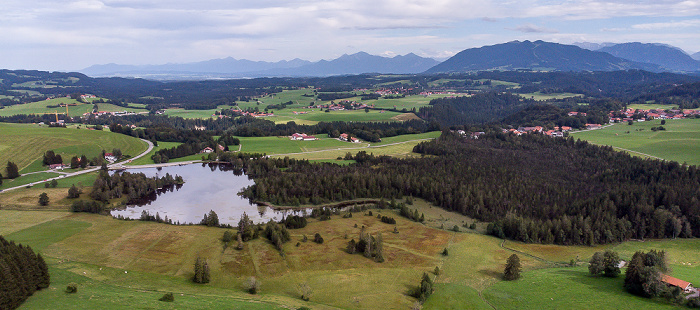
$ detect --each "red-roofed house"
[201,147,214,153]
[661,274,693,292]
[339,133,349,141]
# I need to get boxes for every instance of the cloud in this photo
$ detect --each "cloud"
[510,23,559,33]
[631,19,700,30]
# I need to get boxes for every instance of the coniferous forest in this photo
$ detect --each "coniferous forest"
[241,132,700,245]
[0,236,50,310]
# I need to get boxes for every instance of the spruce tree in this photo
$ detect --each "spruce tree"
[504,254,521,280]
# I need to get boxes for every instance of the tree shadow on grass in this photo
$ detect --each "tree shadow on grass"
[478,269,502,280]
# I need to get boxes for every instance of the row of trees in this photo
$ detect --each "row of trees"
[0,236,50,310]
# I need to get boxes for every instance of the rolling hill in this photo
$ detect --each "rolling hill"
[425,40,661,73]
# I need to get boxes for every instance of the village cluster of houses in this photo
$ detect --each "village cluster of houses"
[82,111,139,118]
[303,101,371,111]
[609,108,700,123]
[499,125,575,137]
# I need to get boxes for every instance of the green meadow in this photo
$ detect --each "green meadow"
[571,119,700,165]
[0,123,148,174]
[1,199,696,310]
[0,98,146,117]
[520,92,584,100]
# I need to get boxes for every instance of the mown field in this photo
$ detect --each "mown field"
[2,196,696,310]
[160,88,441,124]
[571,119,700,165]
[0,98,146,117]
[0,123,148,175]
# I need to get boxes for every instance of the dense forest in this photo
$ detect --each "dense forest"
[0,235,50,310]
[418,92,534,126]
[241,132,700,245]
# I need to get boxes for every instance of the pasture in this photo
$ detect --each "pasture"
[520,92,584,100]
[2,194,699,309]
[0,98,146,117]
[571,119,700,165]
[0,123,148,174]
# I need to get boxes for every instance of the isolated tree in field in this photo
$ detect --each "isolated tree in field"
[297,282,313,301]
[602,250,621,277]
[6,161,19,179]
[68,184,82,198]
[38,193,50,206]
[245,276,260,294]
[504,254,521,280]
[193,257,210,284]
[238,212,255,241]
[375,232,385,262]
[200,210,220,227]
[588,251,604,275]
[418,272,433,302]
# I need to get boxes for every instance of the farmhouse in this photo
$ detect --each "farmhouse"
[661,274,693,293]
[586,124,602,130]
[49,163,66,170]
[201,147,214,153]
[290,133,317,141]
[104,153,117,163]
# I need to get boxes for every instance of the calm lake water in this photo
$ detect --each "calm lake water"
[110,164,307,225]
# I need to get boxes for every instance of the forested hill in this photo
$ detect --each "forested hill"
[241,132,700,245]
[425,40,661,73]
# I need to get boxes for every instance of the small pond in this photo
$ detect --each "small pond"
[110,163,307,225]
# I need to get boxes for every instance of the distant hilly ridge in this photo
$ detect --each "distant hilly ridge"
[81,52,439,80]
[425,40,662,73]
[597,42,700,72]
[80,40,700,80]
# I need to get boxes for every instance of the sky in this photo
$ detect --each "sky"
[2,0,700,71]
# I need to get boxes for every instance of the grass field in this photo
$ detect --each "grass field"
[0,123,148,174]
[571,119,700,165]
[0,98,146,117]
[520,92,584,100]
[261,131,439,160]
[2,194,699,310]
[483,266,679,310]
[126,141,182,166]
[627,103,684,110]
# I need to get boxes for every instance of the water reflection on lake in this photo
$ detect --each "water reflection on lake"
[110,164,307,225]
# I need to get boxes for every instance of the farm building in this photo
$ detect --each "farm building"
[661,274,693,293]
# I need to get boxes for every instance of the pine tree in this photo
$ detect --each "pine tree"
[193,257,203,283]
[375,233,385,262]
[6,161,19,179]
[504,254,521,280]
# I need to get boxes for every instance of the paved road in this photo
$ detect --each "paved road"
[1,138,154,193]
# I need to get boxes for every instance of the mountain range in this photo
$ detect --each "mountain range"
[81,52,439,80]
[80,41,700,80]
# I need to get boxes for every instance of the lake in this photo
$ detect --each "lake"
[110,164,307,225]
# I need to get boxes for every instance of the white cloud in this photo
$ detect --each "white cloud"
[509,23,559,33]
[632,19,700,30]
